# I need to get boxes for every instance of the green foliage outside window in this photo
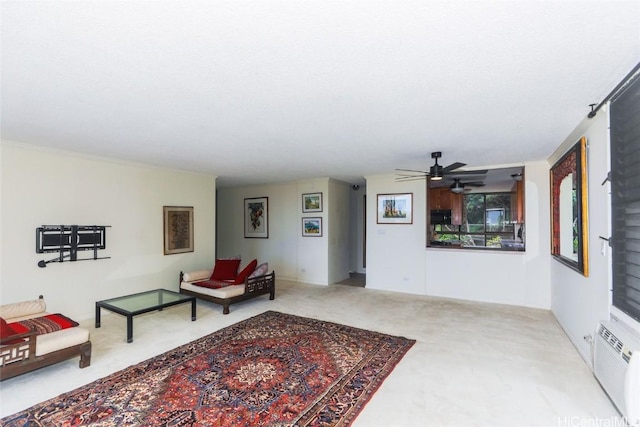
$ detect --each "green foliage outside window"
[433,192,514,248]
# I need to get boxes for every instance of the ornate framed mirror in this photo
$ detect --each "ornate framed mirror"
[550,137,589,276]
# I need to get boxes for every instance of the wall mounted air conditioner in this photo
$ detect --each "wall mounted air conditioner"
[593,320,640,426]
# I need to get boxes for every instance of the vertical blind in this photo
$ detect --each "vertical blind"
[610,72,640,322]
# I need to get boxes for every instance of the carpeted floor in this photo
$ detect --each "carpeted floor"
[0,311,414,427]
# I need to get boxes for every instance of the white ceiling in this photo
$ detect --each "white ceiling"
[2,1,639,187]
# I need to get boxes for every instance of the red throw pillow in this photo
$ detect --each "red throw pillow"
[211,258,241,280]
[0,317,15,337]
[233,259,258,285]
[0,317,22,344]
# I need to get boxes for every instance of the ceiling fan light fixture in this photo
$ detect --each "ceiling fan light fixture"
[450,179,465,193]
[430,165,443,180]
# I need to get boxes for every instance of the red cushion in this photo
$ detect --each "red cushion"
[211,258,241,280]
[0,317,16,337]
[233,259,258,285]
[193,280,234,289]
[0,317,23,344]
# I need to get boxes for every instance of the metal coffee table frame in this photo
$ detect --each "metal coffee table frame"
[95,289,196,343]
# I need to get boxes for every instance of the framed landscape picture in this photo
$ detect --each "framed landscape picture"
[302,217,323,237]
[302,192,323,213]
[245,197,269,238]
[163,206,194,255]
[377,193,413,224]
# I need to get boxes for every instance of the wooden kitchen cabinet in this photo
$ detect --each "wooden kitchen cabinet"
[429,187,462,225]
[429,187,448,209]
[511,180,524,223]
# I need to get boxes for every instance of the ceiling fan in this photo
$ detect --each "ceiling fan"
[396,151,487,182]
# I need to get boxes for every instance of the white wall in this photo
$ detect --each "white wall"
[216,178,329,285]
[216,181,301,282]
[550,108,623,365]
[365,175,428,295]
[0,141,216,321]
[365,162,551,308]
[216,178,351,286]
[297,179,329,284]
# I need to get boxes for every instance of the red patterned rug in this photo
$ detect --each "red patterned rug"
[1,311,415,426]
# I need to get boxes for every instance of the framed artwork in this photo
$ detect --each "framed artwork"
[302,217,323,237]
[244,197,269,238]
[377,193,413,224]
[163,206,194,255]
[550,137,589,276]
[302,192,323,212]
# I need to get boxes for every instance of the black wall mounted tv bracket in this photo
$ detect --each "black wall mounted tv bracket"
[36,225,111,268]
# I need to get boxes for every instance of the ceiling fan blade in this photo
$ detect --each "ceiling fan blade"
[463,181,485,186]
[395,174,427,181]
[395,176,427,182]
[396,171,426,176]
[395,168,429,174]
[441,162,466,173]
[445,169,488,177]
[397,153,488,183]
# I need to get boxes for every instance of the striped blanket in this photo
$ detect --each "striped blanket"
[9,314,78,336]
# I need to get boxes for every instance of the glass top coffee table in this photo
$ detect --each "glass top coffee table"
[95,289,196,343]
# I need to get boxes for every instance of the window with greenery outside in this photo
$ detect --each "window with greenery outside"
[434,192,521,250]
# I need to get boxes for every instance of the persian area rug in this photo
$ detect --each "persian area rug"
[1,311,415,427]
